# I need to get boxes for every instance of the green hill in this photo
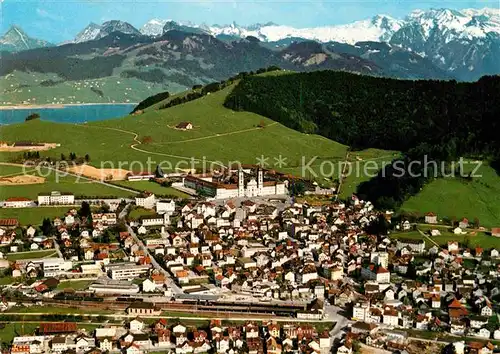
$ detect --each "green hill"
[401,162,500,228]
[0,82,354,184]
[224,70,500,156]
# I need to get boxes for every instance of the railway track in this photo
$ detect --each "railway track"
[7,295,304,318]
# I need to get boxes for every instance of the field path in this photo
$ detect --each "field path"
[0,168,37,178]
[151,122,279,145]
[335,150,351,199]
[78,124,262,167]
[417,228,441,248]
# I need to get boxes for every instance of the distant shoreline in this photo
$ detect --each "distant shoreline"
[0,102,138,110]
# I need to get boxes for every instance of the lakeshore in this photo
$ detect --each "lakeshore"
[0,102,138,110]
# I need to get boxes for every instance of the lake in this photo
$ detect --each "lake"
[0,104,136,125]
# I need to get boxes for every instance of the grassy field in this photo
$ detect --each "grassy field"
[0,71,173,105]
[111,180,189,198]
[5,305,114,315]
[128,206,157,220]
[390,228,500,249]
[0,206,71,225]
[0,276,16,285]
[0,84,348,174]
[6,250,58,261]
[0,164,35,177]
[0,322,39,344]
[56,280,93,291]
[339,149,400,199]
[0,166,133,200]
[402,163,500,228]
[2,79,499,226]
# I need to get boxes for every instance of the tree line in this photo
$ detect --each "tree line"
[155,66,282,111]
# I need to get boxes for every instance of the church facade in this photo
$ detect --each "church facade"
[184,168,287,200]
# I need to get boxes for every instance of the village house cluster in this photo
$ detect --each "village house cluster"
[0,188,499,354]
[8,318,333,354]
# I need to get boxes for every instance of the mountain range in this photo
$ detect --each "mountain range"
[2,7,498,81]
[0,7,498,105]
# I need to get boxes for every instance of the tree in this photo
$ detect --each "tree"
[25,113,40,121]
[79,201,91,218]
[155,164,165,178]
[84,154,90,162]
[41,218,54,236]
[289,181,306,196]
[60,153,66,161]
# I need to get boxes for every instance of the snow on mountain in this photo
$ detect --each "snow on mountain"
[140,19,169,36]
[96,21,141,39]
[0,25,53,52]
[74,8,499,46]
[73,21,140,43]
[74,22,102,43]
[405,8,500,41]
[207,16,403,44]
[389,7,500,80]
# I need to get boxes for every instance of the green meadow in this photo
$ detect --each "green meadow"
[0,166,132,200]
[402,162,500,228]
[0,207,73,226]
[111,180,190,198]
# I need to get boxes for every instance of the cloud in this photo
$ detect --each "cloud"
[36,8,64,21]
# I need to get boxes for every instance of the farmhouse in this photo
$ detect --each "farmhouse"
[491,228,500,237]
[424,212,438,224]
[176,122,193,130]
[184,167,287,200]
[3,197,32,208]
[38,191,74,206]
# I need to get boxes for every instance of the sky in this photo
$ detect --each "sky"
[1,0,498,43]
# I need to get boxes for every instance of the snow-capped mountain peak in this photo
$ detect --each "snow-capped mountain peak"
[74,22,102,43]
[0,25,53,52]
[140,19,169,36]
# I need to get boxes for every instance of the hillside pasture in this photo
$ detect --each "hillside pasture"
[0,84,349,176]
[402,163,500,228]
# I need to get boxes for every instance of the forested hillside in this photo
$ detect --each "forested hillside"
[224,71,500,209]
[225,71,500,159]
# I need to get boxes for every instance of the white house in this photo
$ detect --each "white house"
[38,191,74,205]
[156,199,176,215]
[3,197,32,208]
[129,318,145,332]
[142,279,158,293]
[135,193,155,210]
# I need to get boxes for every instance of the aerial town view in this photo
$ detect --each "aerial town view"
[0,0,499,353]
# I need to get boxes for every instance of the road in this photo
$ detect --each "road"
[334,150,350,200]
[119,204,183,296]
[51,237,64,258]
[325,305,352,341]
